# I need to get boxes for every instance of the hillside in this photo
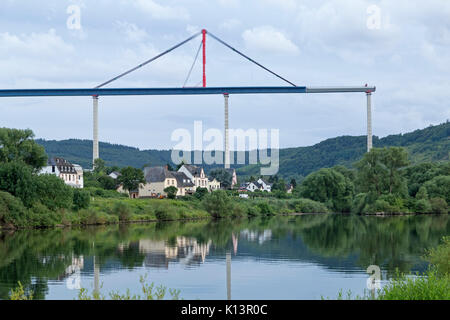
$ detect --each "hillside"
[36,121,449,180]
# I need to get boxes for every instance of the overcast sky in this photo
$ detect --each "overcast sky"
[0,0,449,150]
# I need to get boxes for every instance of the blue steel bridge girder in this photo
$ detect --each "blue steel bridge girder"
[0,86,375,97]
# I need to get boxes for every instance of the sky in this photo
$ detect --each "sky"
[0,0,449,151]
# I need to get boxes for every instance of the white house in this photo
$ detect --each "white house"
[240,179,272,193]
[178,164,211,190]
[39,157,84,188]
[108,171,121,180]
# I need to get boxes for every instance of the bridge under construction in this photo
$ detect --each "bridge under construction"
[0,29,376,168]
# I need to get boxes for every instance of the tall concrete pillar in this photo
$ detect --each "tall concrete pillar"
[366,92,373,152]
[224,94,230,169]
[92,96,99,166]
[226,251,231,300]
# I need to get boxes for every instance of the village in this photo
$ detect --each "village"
[38,156,294,199]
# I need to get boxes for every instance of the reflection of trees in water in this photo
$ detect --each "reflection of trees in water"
[291,214,450,275]
[0,215,448,299]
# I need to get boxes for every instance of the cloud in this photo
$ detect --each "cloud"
[133,0,189,20]
[0,29,73,57]
[115,21,148,42]
[242,26,299,54]
[220,19,241,30]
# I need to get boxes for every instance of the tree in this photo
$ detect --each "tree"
[209,169,232,189]
[424,176,450,204]
[194,187,208,200]
[355,148,388,196]
[93,158,106,174]
[0,161,37,207]
[355,147,409,196]
[203,190,233,218]
[73,189,90,210]
[272,178,287,193]
[0,128,47,171]
[300,168,354,212]
[166,163,174,171]
[118,167,145,194]
[290,178,297,188]
[383,147,410,194]
[34,174,73,210]
[164,186,178,199]
[98,175,117,190]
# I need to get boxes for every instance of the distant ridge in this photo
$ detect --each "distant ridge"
[36,121,449,180]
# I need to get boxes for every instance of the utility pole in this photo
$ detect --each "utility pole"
[224,93,230,169]
[92,96,99,166]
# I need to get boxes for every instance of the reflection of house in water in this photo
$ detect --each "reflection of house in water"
[138,237,212,269]
[240,229,272,244]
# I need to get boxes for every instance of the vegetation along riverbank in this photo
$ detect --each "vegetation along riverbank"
[0,127,449,230]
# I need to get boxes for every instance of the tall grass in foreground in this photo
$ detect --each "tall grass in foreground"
[329,236,450,300]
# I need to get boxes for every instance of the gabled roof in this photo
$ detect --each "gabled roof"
[144,166,175,183]
[181,164,203,177]
[47,157,75,173]
[172,172,195,188]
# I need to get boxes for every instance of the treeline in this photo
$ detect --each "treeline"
[36,122,450,180]
[290,147,449,214]
[0,128,91,228]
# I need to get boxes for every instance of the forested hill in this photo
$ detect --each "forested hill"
[36,121,449,179]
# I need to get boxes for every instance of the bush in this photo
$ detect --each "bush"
[0,162,37,207]
[154,204,178,220]
[429,198,448,214]
[194,187,208,200]
[112,202,132,221]
[34,174,73,210]
[415,199,432,214]
[202,190,233,218]
[258,202,274,215]
[426,236,450,276]
[164,186,178,199]
[292,199,329,213]
[0,191,29,227]
[424,175,450,204]
[376,270,450,300]
[73,189,91,211]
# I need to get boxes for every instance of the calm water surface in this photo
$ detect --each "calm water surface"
[0,214,448,300]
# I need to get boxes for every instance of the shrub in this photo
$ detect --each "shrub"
[154,204,178,220]
[34,174,73,210]
[415,199,432,214]
[293,199,329,213]
[194,187,208,200]
[376,270,450,300]
[0,191,29,227]
[0,161,37,207]
[426,236,450,276]
[112,202,132,221]
[202,190,233,218]
[258,202,274,215]
[28,202,61,227]
[164,186,178,200]
[429,198,448,214]
[424,175,450,204]
[73,189,91,210]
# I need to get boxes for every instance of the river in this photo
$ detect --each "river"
[0,214,448,300]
